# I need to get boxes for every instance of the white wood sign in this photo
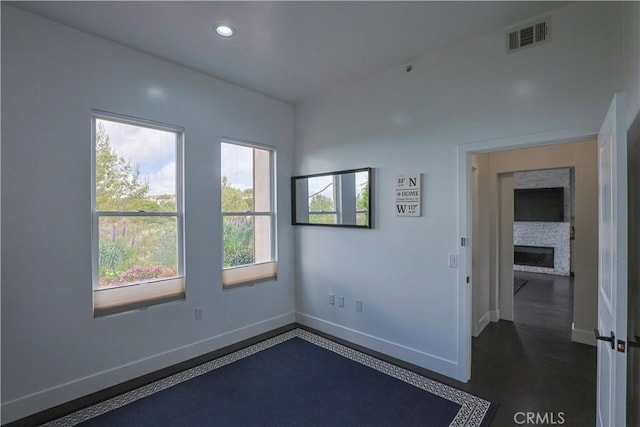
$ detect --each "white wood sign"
[395,173,422,216]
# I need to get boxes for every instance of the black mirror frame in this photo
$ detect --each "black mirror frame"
[291,167,373,228]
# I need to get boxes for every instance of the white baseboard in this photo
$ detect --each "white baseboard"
[1,312,296,424]
[473,312,491,337]
[490,310,500,322]
[295,312,459,380]
[571,325,597,346]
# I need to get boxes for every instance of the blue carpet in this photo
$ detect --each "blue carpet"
[55,330,497,426]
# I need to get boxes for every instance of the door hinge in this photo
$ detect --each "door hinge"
[461,237,469,247]
[466,276,470,284]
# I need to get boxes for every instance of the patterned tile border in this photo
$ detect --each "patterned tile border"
[43,329,492,427]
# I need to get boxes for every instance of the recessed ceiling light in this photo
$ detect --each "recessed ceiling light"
[215,24,236,38]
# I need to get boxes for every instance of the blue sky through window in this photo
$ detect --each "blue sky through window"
[221,143,253,191]
[99,119,176,196]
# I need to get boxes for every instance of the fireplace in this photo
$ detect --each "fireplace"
[514,245,554,268]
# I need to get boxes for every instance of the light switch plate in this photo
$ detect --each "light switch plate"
[448,254,458,268]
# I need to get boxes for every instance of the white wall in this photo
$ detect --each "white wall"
[1,6,295,423]
[294,1,622,380]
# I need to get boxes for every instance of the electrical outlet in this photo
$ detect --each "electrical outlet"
[329,294,335,305]
[355,300,363,312]
[195,307,203,320]
[338,296,345,308]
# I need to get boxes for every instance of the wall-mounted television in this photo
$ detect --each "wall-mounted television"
[514,187,564,222]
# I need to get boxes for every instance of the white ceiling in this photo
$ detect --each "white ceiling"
[10,1,569,104]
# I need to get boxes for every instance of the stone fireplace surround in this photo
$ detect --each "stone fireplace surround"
[513,168,571,276]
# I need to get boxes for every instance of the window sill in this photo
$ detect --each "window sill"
[222,261,277,288]
[93,277,185,317]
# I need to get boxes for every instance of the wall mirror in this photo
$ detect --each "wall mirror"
[291,167,372,228]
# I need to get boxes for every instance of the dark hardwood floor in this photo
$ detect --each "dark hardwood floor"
[464,271,596,426]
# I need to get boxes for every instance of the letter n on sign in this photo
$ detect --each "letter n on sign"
[395,173,422,217]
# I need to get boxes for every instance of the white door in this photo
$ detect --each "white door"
[596,93,628,427]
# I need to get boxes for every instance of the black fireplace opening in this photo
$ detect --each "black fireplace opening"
[514,245,554,268]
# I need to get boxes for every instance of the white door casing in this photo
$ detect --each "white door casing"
[472,163,479,336]
[596,93,628,427]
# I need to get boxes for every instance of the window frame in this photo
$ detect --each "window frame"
[221,138,277,288]
[91,110,185,316]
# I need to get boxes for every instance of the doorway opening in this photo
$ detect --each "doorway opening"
[468,142,597,341]
[462,139,599,425]
[510,167,576,326]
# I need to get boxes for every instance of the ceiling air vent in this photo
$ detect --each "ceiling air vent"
[507,19,549,53]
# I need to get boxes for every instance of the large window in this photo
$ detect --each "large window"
[221,140,276,287]
[92,112,184,316]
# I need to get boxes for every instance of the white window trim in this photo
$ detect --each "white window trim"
[221,138,277,288]
[91,110,185,316]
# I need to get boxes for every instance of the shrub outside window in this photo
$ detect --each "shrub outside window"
[221,140,276,287]
[92,112,184,316]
